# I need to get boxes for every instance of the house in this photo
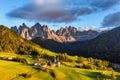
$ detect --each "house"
[34,60,47,68]
[53,62,60,67]
[34,60,60,69]
[34,61,41,66]
[40,63,47,68]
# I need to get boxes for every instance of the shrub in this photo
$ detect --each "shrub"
[12,57,28,64]
[77,57,86,63]
[111,71,116,80]
[20,73,32,78]
[75,63,84,68]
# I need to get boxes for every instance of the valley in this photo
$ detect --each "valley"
[1,25,120,80]
[1,0,120,79]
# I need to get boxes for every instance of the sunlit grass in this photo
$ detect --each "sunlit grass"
[0,60,33,80]
[0,52,120,80]
[0,60,120,80]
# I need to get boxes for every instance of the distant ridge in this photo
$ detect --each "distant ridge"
[73,26,120,63]
[11,23,100,42]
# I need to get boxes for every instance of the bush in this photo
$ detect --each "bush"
[56,53,74,62]
[77,57,86,63]
[75,63,84,68]
[111,71,116,80]
[20,73,32,78]
[12,57,28,64]
[83,64,96,69]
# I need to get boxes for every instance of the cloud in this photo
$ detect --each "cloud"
[91,0,119,11]
[7,0,120,23]
[34,0,61,8]
[102,11,120,27]
[7,0,92,23]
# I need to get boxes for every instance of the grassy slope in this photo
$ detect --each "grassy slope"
[0,50,57,63]
[0,60,120,80]
[0,25,57,57]
[0,60,33,80]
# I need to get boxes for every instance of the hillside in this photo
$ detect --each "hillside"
[0,60,110,80]
[73,26,120,63]
[32,37,63,53]
[32,37,87,53]
[0,53,120,80]
[0,25,41,55]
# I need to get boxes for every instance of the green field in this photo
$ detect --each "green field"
[0,60,120,80]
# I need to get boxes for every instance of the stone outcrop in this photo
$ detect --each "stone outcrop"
[11,23,100,42]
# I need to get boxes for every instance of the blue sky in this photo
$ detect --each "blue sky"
[0,0,120,30]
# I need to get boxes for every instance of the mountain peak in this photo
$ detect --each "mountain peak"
[34,23,41,27]
[22,23,27,27]
[11,23,100,42]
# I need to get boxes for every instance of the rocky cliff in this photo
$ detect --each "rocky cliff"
[11,23,100,42]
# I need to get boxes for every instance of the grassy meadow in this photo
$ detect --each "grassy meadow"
[0,52,120,80]
[0,60,120,80]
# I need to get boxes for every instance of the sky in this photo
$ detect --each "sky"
[0,0,120,30]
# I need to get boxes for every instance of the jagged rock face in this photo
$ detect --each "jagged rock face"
[18,23,32,40]
[30,23,62,42]
[30,23,43,38]
[56,26,77,37]
[56,26,99,42]
[11,23,100,42]
[56,26,77,42]
[11,26,18,33]
[11,23,62,42]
